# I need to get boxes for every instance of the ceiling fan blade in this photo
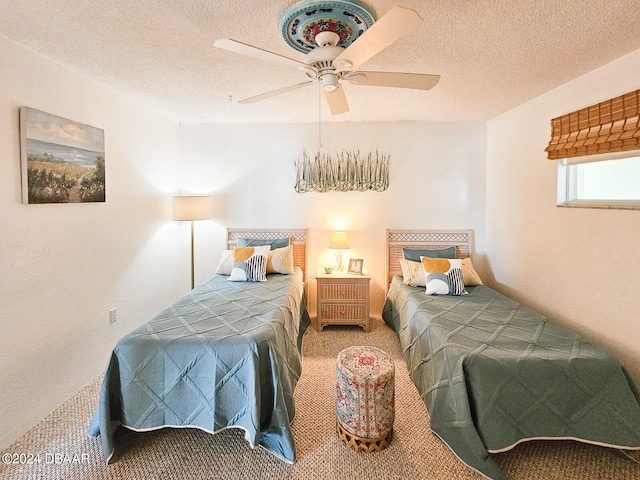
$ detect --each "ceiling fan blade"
[346,71,440,90]
[333,6,423,73]
[214,38,305,68]
[323,86,349,115]
[238,80,317,104]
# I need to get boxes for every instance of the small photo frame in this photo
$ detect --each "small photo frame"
[348,258,363,275]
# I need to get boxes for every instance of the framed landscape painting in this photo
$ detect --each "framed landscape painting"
[20,107,105,204]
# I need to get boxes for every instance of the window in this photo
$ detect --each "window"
[557,151,640,209]
[546,88,640,210]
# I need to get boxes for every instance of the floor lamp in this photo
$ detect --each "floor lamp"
[172,195,211,290]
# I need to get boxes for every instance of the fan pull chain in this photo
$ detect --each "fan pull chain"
[318,82,323,150]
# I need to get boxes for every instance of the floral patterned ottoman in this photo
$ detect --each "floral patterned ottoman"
[336,346,395,452]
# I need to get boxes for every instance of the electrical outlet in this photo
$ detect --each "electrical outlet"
[109,308,118,324]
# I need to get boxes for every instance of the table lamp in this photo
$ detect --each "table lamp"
[329,231,350,271]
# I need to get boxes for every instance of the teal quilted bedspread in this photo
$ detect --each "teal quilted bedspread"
[383,276,640,479]
[89,268,309,463]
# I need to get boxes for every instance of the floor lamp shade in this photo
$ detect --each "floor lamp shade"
[172,195,211,290]
[172,195,211,221]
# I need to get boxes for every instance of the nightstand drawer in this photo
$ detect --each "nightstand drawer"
[319,303,367,321]
[319,283,367,301]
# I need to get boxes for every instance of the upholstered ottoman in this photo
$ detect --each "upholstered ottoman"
[336,346,395,452]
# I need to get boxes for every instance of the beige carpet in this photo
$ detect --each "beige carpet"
[1,318,639,480]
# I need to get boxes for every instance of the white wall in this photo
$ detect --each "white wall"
[486,48,640,382]
[179,120,487,316]
[0,37,191,448]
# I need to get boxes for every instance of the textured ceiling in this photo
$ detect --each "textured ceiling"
[2,0,640,124]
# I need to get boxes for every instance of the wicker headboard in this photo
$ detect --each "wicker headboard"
[385,229,474,289]
[226,228,308,282]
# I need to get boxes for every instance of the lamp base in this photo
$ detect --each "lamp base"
[335,251,344,272]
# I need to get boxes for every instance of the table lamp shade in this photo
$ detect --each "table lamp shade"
[172,195,211,221]
[330,232,350,250]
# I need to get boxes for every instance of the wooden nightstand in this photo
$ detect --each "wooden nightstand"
[316,268,370,332]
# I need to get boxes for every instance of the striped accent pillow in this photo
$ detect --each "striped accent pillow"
[229,246,269,282]
[420,257,467,296]
[244,255,268,281]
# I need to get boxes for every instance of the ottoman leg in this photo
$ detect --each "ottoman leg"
[337,421,393,453]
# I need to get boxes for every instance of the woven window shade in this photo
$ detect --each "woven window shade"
[545,89,640,160]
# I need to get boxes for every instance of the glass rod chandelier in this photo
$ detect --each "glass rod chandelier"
[294,148,389,193]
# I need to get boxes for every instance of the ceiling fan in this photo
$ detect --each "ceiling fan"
[214,1,440,115]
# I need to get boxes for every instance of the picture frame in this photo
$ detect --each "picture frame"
[20,107,105,204]
[347,258,364,275]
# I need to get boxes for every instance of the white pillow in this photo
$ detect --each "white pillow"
[266,245,295,274]
[461,257,483,286]
[215,249,234,275]
[400,258,426,287]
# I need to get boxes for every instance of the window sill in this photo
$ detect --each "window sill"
[558,201,640,211]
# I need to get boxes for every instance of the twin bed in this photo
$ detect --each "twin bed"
[382,229,640,479]
[89,226,640,479]
[89,228,310,463]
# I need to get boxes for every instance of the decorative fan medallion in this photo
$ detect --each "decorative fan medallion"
[279,0,376,53]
